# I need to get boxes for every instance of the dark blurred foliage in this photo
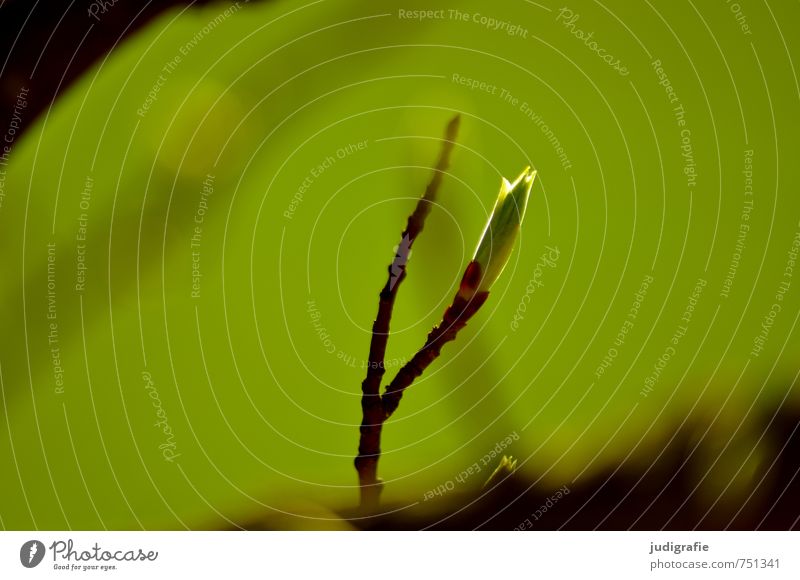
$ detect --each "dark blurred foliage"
[363,404,800,530]
[235,392,800,530]
[0,0,249,138]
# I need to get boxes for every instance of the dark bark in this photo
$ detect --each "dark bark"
[381,290,489,420]
[354,114,460,511]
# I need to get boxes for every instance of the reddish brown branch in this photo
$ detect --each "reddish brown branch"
[355,114,460,511]
[381,290,489,420]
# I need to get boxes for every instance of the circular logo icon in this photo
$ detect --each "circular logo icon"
[20,540,46,568]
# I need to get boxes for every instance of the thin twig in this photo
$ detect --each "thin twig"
[381,288,489,420]
[355,114,460,511]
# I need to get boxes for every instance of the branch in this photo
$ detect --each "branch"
[382,266,489,419]
[355,114,461,511]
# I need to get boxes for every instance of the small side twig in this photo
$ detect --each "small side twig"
[355,114,460,511]
[382,276,488,419]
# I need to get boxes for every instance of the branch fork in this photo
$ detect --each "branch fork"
[354,115,536,511]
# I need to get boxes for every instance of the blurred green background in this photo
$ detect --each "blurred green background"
[1,0,799,529]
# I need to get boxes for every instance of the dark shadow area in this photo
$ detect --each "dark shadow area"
[336,400,800,530]
[0,0,256,138]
